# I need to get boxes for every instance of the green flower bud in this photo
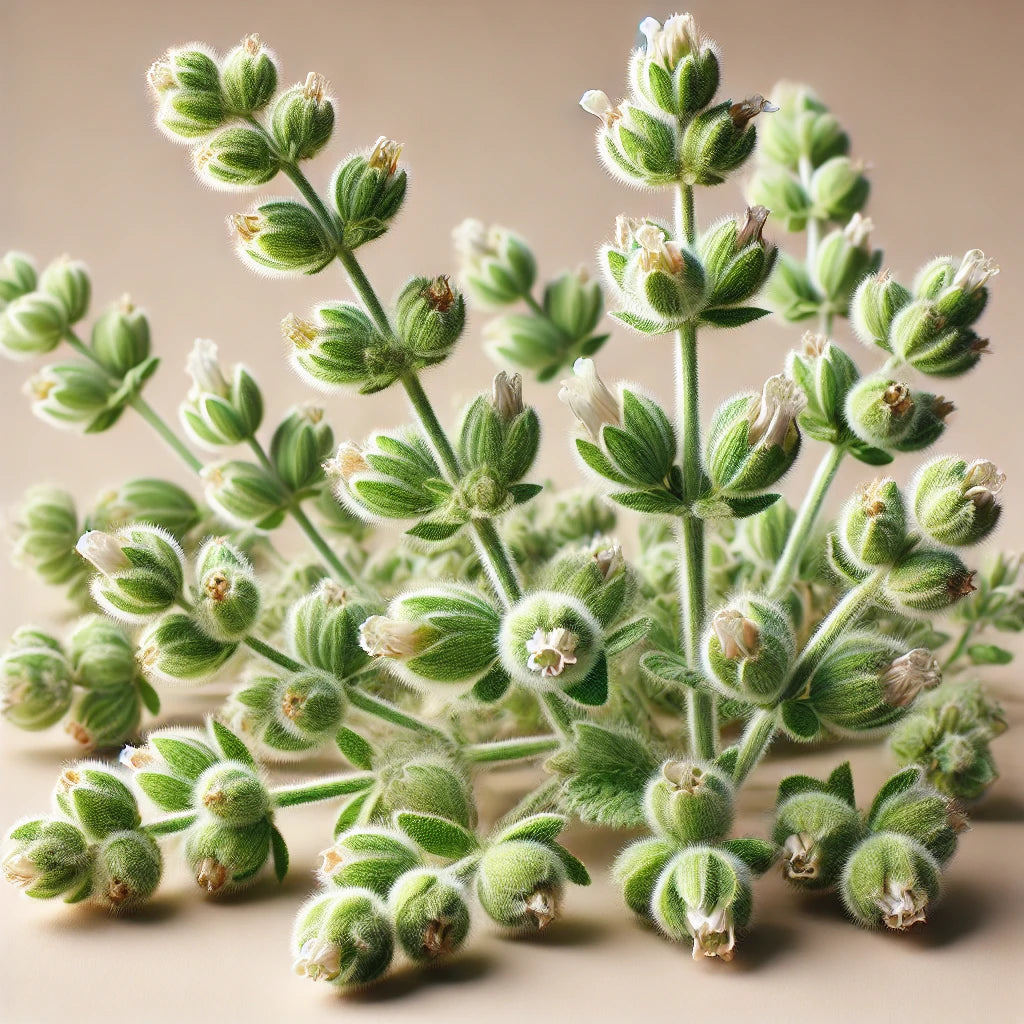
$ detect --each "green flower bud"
[476,839,565,930]
[184,818,272,893]
[394,275,466,365]
[652,847,752,960]
[0,292,67,358]
[840,832,940,930]
[888,300,983,377]
[193,538,261,642]
[88,295,151,376]
[180,339,264,448]
[889,392,954,453]
[785,332,860,443]
[457,373,541,484]
[498,590,604,701]
[201,461,287,530]
[850,271,912,351]
[543,267,604,343]
[644,759,735,845]
[738,497,795,566]
[195,125,280,189]
[390,868,472,961]
[914,249,997,326]
[628,14,720,118]
[12,485,84,587]
[679,95,776,186]
[270,72,334,160]
[844,374,918,449]
[885,548,976,614]
[318,829,422,895]
[452,219,536,307]
[26,361,117,431]
[699,207,778,309]
[837,477,907,567]
[706,376,805,495]
[220,34,278,114]
[703,595,796,705]
[375,749,476,827]
[773,791,865,890]
[756,83,849,171]
[613,836,677,919]
[90,477,201,539]
[230,201,335,276]
[39,256,91,324]
[232,670,345,755]
[292,889,394,986]
[77,525,185,623]
[137,612,238,684]
[809,155,869,221]
[360,585,501,695]
[287,579,373,679]
[93,829,162,911]
[0,251,37,304]
[746,167,811,231]
[542,539,634,628]
[269,405,333,493]
[869,773,960,864]
[195,762,271,827]
[68,617,136,691]
[149,47,226,141]
[614,220,706,324]
[0,634,74,731]
[764,251,822,322]
[54,763,140,840]
[812,214,881,308]
[911,456,1004,547]
[332,138,408,249]
[580,93,682,188]
[3,817,93,901]
[65,685,142,749]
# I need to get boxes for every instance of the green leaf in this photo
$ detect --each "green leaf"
[406,519,463,542]
[335,727,375,770]
[609,488,686,515]
[721,492,782,518]
[775,773,829,806]
[334,789,374,837]
[493,813,566,845]
[605,618,653,657]
[469,664,511,703]
[151,737,216,781]
[847,440,895,466]
[136,771,194,812]
[826,761,856,807]
[575,437,630,485]
[551,843,591,886]
[271,824,289,883]
[395,811,479,860]
[609,310,678,335]
[968,643,1014,665]
[721,837,777,875]
[867,768,923,827]
[138,679,161,716]
[640,649,703,692]
[700,306,771,328]
[714,746,739,776]
[211,720,256,767]
[508,482,543,504]
[780,700,821,741]
[562,651,608,706]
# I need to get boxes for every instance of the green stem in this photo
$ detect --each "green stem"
[942,623,976,672]
[400,370,461,478]
[272,774,375,808]
[335,245,394,337]
[244,634,305,673]
[541,691,580,740]
[732,709,777,785]
[676,183,696,245]
[345,686,449,740]
[523,292,546,318]
[143,812,197,837]
[462,734,561,764]
[768,445,845,598]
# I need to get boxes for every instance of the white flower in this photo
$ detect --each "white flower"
[639,13,703,66]
[452,218,493,264]
[882,649,941,707]
[525,887,559,929]
[962,459,1005,509]
[525,627,579,678]
[75,530,129,576]
[281,313,318,351]
[491,370,524,421]
[843,212,874,248]
[579,89,621,128]
[302,71,327,103]
[118,745,156,771]
[634,223,683,273]
[558,358,621,441]
[293,936,342,982]
[686,905,736,961]
[952,249,999,293]
[186,338,229,398]
[323,441,369,483]
[195,856,228,893]
[2,851,40,888]
[746,374,806,448]
[590,540,624,580]
[359,615,425,659]
[614,214,645,250]
[368,136,403,175]
[782,832,818,879]
[876,879,928,930]
[712,607,760,660]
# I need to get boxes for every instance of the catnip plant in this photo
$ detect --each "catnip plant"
[0,13,1014,984]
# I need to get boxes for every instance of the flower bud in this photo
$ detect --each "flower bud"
[452,219,536,307]
[679,95,776,186]
[914,250,997,327]
[869,773,960,865]
[644,759,735,845]
[746,167,812,231]
[0,251,37,303]
[615,221,706,324]
[844,374,918,449]
[93,829,162,911]
[64,685,141,749]
[66,617,135,692]
[292,889,395,986]
[456,373,540,484]
[628,14,720,117]
[230,201,335,276]
[0,291,67,358]
[220,34,278,114]
[26,361,117,431]
[180,338,263,448]
[911,456,1004,548]
[840,832,939,930]
[542,267,605,345]
[613,836,677,918]
[890,392,954,453]
[269,404,334,493]
[394,275,466,364]
[318,829,422,895]
[784,333,860,442]
[581,93,682,188]
[137,612,238,684]
[809,155,869,221]
[1,634,74,731]
[542,539,634,628]
[39,256,91,324]
[150,47,226,141]
[332,138,408,249]
[185,818,272,893]
[78,525,185,623]
[476,839,565,931]
[195,762,271,828]
[201,461,287,530]
[270,72,335,160]
[287,579,373,678]
[193,538,261,642]
[195,126,280,189]
[232,670,345,755]
[375,750,476,828]
[706,375,805,495]
[699,207,778,308]
[54,763,140,840]
[756,83,849,171]
[12,485,84,588]
[812,214,881,307]
[773,791,864,890]
[558,357,622,442]
[850,270,912,351]
[738,497,795,565]
[702,595,796,705]
[884,548,975,614]
[91,477,201,539]
[3,817,93,901]
[361,585,501,695]
[90,295,151,376]
[390,868,472,961]
[837,477,907,567]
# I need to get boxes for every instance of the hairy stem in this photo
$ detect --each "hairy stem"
[344,686,450,741]
[942,623,976,672]
[462,734,561,764]
[143,812,197,837]
[272,774,375,808]
[732,709,777,785]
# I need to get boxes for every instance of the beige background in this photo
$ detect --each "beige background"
[1,0,1022,1020]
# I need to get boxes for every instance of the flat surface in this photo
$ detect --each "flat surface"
[2,0,1024,1021]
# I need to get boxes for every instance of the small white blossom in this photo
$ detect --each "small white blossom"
[525,887,559,929]
[882,649,941,707]
[2,851,39,888]
[186,338,229,398]
[76,530,129,577]
[359,615,425,659]
[952,249,999,293]
[843,212,874,248]
[876,879,928,930]
[195,856,228,893]
[614,214,646,250]
[712,608,760,660]
[590,540,624,580]
[525,627,579,678]
[491,370,524,421]
[782,833,819,879]
[452,218,493,264]
[634,223,684,273]
[368,136,403,175]
[281,313,318,351]
[686,905,736,961]
[962,460,1005,509]
[293,936,342,982]
[558,358,621,440]
[579,89,621,127]
[746,374,806,448]
[639,13,703,66]
[323,441,369,482]
[302,71,327,103]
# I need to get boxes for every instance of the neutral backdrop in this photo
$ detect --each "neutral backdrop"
[1,0,1022,1021]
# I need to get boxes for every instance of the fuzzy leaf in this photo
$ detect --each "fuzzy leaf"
[968,643,1014,665]
[714,745,739,776]
[494,813,566,845]
[826,761,856,807]
[721,837,777,875]
[151,737,216,781]
[508,482,543,504]
[406,519,463,542]
[136,771,194,812]
[640,650,703,692]
[334,790,374,837]
[575,438,630,485]
[271,824,289,882]
[780,700,821,741]
[609,488,685,515]
[720,492,782,518]
[211,719,256,767]
[700,306,771,328]
[335,727,375,770]
[138,679,161,716]
[395,811,479,859]
[609,310,678,335]
[867,768,923,827]
[847,440,895,466]
[551,843,591,886]
[605,618,653,657]
[776,773,829,807]
[562,651,609,706]
[470,664,511,703]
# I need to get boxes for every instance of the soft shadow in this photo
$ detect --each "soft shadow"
[341,952,494,1003]
[724,921,794,971]
[901,881,991,949]
[966,792,1024,823]
[210,868,319,905]
[40,895,181,931]
[501,913,609,948]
